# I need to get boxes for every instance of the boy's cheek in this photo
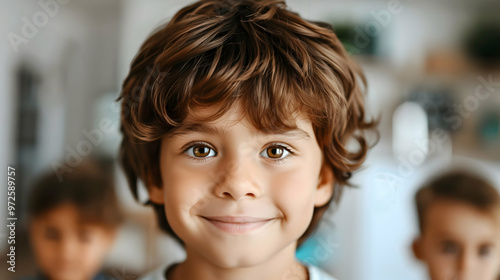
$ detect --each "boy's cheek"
[30,227,54,257]
[425,256,456,280]
[269,171,316,229]
[270,168,316,202]
[163,177,212,215]
[420,239,450,270]
[494,248,500,273]
[80,243,110,273]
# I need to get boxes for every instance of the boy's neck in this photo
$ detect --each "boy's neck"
[168,242,309,280]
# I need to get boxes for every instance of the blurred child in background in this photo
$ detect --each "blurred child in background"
[412,170,500,280]
[22,157,123,280]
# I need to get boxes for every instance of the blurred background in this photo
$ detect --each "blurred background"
[1,0,500,279]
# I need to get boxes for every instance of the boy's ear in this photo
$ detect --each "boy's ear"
[148,185,164,204]
[145,173,164,204]
[412,237,423,261]
[314,162,335,207]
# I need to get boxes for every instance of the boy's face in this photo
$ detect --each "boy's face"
[29,203,116,280]
[150,102,334,267]
[413,200,500,280]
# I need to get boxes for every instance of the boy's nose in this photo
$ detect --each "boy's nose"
[57,239,78,261]
[213,157,262,201]
[456,252,475,280]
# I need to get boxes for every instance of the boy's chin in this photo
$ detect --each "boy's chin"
[199,243,279,268]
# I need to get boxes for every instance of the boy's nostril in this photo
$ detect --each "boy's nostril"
[220,191,256,199]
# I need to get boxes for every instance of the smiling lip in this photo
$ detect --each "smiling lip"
[201,216,275,234]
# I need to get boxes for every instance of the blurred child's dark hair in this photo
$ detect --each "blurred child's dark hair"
[118,0,378,247]
[415,170,500,232]
[28,157,123,229]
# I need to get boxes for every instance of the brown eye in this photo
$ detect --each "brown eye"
[193,146,211,157]
[260,144,291,161]
[185,143,217,159]
[479,245,492,257]
[442,241,459,255]
[266,147,284,158]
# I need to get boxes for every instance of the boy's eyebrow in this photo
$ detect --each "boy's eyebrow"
[166,122,311,140]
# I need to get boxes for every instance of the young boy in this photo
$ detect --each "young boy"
[23,158,123,280]
[412,170,500,280]
[117,0,377,279]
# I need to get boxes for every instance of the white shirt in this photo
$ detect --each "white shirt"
[138,261,338,280]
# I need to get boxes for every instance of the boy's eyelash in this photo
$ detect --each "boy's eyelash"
[182,141,296,164]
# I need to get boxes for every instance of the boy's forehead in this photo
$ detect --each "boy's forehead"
[167,121,311,141]
[169,103,313,140]
[424,200,500,235]
[186,101,307,123]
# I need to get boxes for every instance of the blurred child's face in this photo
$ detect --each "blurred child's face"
[413,200,500,280]
[150,102,334,267]
[29,203,116,280]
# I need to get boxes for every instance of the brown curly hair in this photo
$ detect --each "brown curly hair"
[117,0,378,248]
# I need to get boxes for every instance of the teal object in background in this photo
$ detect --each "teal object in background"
[296,236,321,266]
[479,111,500,144]
[296,227,339,267]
